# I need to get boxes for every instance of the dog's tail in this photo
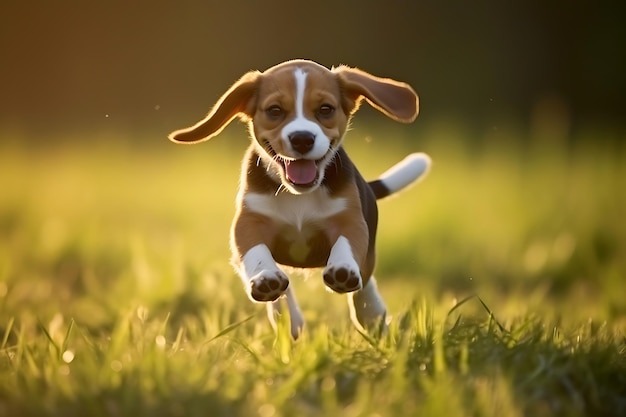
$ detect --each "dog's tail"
[368,152,431,199]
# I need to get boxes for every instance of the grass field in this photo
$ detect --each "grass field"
[1,124,625,416]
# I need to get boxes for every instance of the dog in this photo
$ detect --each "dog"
[169,59,430,339]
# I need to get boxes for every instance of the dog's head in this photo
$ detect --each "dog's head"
[169,60,419,194]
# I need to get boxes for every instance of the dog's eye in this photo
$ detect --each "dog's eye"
[317,104,335,118]
[265,105,284,120]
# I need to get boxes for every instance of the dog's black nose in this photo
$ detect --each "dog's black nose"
[288,131,315,154]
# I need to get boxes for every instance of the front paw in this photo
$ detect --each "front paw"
[249,270,289,302]
[323,264,362,293]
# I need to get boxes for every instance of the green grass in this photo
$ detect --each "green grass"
[0,126,625,416]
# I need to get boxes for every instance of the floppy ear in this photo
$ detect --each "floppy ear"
[334,66,419,123]
[169,71,260,144]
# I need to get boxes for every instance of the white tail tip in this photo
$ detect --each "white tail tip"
[379,152,431,194]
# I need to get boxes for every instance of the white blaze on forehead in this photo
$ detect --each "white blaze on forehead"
[280,68,330,160]
[294,68,307,118]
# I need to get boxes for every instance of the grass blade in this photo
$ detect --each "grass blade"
[61,318,75,353]
[447,294,478,317]
[203,314,257,345]
[1,316,14,350]
[37,318,60,357]
[476,295,507,334]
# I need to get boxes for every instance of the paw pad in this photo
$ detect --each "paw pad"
[323,265,362,293]
[250,271,289,302]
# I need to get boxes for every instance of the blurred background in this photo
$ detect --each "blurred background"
[1,0,625,142]
[1,1,625,324]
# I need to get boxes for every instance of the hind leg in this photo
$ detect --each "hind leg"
[348,276,387,332]
[266,286,305,340]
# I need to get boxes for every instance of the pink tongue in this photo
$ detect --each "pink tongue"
[285,159,317,185]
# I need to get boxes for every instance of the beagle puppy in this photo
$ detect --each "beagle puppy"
[169,59,430,338]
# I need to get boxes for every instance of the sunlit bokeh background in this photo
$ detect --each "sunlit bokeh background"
[3,1,625,139]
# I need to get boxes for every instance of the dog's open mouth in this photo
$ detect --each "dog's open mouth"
[262,139,326,187]
[283,159,318,185]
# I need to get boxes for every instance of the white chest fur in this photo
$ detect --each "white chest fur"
[243,189,347,230]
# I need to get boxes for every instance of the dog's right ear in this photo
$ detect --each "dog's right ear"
[169,71,260,144]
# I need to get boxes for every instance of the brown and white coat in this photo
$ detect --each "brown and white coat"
[169,60,430,338]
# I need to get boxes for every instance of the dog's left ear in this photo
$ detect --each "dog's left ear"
[169,71,260,144]
[334,66,419,123]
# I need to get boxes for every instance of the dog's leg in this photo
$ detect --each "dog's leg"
[347,276,387,332]
[266,286,305,339]
[323,235,364,293]
[239,244,289,302]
